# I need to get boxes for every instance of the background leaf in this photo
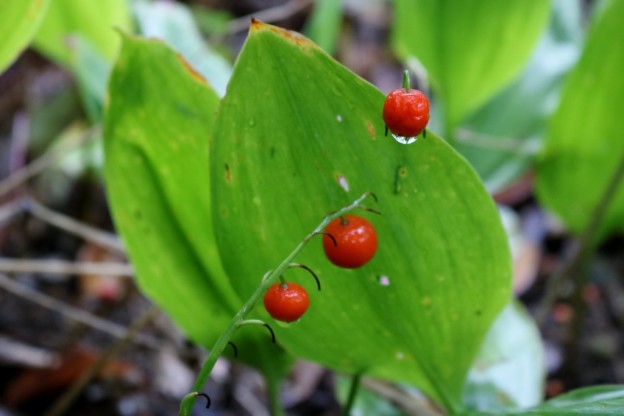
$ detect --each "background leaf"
[456,0,583,192]
[211,21,511,411]
[0,0,51,73]
[133,0,232,97]
[303,0,343,55]
[32,0,131,67]
[470,385,624,415]
[536,0,624,240]
[392,0,550,133]
[103,34,290,381]
[464,301,544,411]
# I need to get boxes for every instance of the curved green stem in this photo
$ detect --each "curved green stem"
[179,192,377,416]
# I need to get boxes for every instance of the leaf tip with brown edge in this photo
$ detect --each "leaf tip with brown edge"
[249,18,319,51]
[175,52,208,85]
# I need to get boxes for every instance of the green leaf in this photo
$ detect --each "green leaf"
[32,0,131,66]
[68,36,110,122]
[303,0,343,55]
[211,21,511,411]
[0,0,51,73]
[464,301,544,411]
[456,0,583,192]
[103,34,290,380]
[133,0,232,97]
[536,0,624,240]
[392,0,550,131]
[470,385,624,415]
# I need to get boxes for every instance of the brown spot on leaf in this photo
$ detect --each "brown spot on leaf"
[175,53,207,84]
[365,120,376,138]
[224,163,232,183]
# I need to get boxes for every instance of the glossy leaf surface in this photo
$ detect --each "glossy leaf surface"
[211,21,511,410]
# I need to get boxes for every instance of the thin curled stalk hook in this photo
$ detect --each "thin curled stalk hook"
[263,322,276,343]
[227,341,238,358]
[308,231,337,246]
[237,319,276,343]
[288,263,321,291]
[195,392,211,409]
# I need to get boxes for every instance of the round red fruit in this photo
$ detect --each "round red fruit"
[263,282,309,322]
[323,215,378,268]
[382,88,430,137]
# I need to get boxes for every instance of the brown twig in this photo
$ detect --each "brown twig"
[25,196,126,256]
[0,258,133,277]
[0,272,159,349]
[219,0,314,35]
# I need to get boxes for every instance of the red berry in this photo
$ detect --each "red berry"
[382,88,430,137]
[323,215,378,268]
[263,282,309,322]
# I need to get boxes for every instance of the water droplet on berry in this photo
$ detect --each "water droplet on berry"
[391,133,418,145]
[275,320,296,328]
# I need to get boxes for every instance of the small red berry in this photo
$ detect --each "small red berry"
[323,215,378,268]
[382,88,430,138]
[263,282,310,322]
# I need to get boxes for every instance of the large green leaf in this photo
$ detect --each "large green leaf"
[211,21,511,411]
[536,0,624,240]
[33,0,131,66]
[470,385,624,415]
[0,0,51,73]
[392,0,550,132]
[103,34,290,381]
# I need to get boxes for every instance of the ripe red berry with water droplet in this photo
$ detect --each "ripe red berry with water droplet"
[383,88,430,138]
[323,215,378,268]
[383,70,430,138]
[263,282,309,322]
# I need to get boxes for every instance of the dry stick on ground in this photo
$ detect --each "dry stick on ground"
[0,125,100,199]
[218,0,314,35]
[361,378,443,416]
[535,152,624,328]
[43,305,160,416]
[0,258,133,276]
[25,196,127,256]
[0,272,160,349]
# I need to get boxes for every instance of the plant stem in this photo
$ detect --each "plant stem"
[342,372,363,416]
[266,375,285,416]
[179,192,376,416]
[535,152,624,327]
[402,69,411,91]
